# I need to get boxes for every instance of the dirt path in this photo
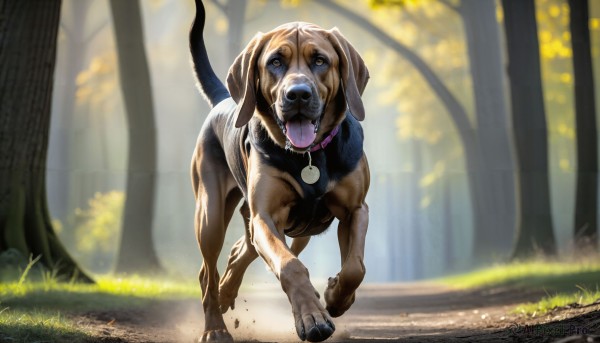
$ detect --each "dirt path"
[76,282,600,342]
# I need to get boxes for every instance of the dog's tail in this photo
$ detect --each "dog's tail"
[189,0,230,108]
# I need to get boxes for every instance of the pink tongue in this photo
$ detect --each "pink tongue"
[285,119,316,149]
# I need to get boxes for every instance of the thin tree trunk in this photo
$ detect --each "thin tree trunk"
[459,0,515,259]
[569,0,598,250]
[502,0,557,258]
[225,0,246,64]
[411,140,424,279]
[443,179,454,270]
[0,0,91,282]
[110,0,162,273]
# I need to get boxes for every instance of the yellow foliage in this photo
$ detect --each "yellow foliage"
[559,73,572,85]
[559,158,571,172]
[539,31,553,44]
[75,53,118,107]
[51,219,63,235]
[74,191,124,254]
[396,113,443,144]
[556,122,574,139]
[215,17,228,34]
[420,195,432,209]
[496,3,503,23]
[281,0,301,8]
[419,161,445,188]
[537,0,575,161]
[549,4,561,18]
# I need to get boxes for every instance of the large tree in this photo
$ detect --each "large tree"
[569,0,598,250]
[448,0,516,259]
[502,0,557,258]
[0,0,91,282]
[109,0,162,273]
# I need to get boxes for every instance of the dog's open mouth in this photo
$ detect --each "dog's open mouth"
[285,118,316,149]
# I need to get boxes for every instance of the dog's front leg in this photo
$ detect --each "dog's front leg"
[248,162,335,342]
[251,213,335,342]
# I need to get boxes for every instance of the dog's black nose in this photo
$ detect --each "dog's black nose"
[285,84,312,102]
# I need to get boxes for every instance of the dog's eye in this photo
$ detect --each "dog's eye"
[315,57,325,66]
[271,59,282,67]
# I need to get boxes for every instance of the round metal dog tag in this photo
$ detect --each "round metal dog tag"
[301,165,320,184]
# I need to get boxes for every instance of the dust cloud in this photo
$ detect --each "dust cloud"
[169,283,351,343]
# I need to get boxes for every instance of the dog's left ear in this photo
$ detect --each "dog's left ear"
[327,28,369,121]
[227,32,267,128]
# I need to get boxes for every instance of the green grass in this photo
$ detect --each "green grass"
[514,286,600,316]
[441,259,600,316]
[441,260,600,291]
[0,274,200,342]
[0,309,91,343]
[1,275,199,311]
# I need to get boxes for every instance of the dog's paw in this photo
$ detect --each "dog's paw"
[199,329,233,342]
[218,290,236,314]
[294,311,335,342]
[324,276,356,317]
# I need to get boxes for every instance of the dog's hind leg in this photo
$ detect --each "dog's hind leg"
[219,201,258,313]
[290,236,310,256]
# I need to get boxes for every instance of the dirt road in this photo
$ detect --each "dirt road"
[78,282,600,342]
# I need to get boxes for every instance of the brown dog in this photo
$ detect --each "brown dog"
[189,1,369,342]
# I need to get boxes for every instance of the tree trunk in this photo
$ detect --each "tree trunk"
[0,0,92,282]
[225,0,247,64]
[317,0,516,262]
[443,179,454,270]
[502,0,557,258]
[569,0,598,250]
[411,140,424,279]
[110,0,162,273]
[459,0,516,259]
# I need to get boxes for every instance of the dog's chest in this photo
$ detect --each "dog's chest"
[249,115,364,236]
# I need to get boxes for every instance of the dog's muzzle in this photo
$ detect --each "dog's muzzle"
[278,83,322,150]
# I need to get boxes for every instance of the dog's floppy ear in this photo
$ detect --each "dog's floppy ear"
[227,32,267,128]
[327,28,369,121]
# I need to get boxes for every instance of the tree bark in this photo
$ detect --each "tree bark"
[459,0,516,259]
[502,0,557,258]
[0,0,92,282]
[109,0,162,273]
[569,0,598,250]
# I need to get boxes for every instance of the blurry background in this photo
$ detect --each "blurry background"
[45,0,600,282]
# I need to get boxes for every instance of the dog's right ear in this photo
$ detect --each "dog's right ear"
[227,32,266,128]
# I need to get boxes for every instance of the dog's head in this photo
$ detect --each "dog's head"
[227,22,369,151]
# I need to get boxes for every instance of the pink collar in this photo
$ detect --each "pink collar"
[310,126,340,152]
